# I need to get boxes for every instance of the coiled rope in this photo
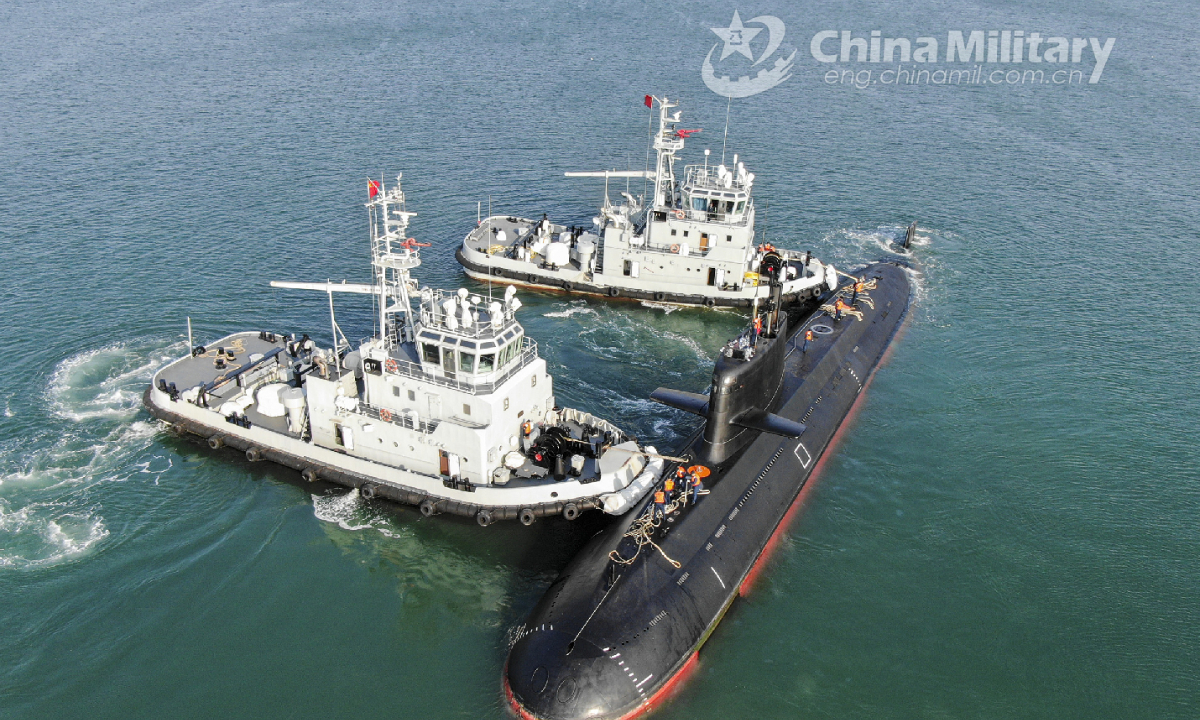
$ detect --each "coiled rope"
[608,496,686,569]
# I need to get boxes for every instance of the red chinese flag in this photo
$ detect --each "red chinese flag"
[368,179,380,198]
[644,94,653,108]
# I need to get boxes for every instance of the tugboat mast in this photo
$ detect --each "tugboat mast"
[270,175,425,356]
[650,96,684,211]
[366,175,420,348]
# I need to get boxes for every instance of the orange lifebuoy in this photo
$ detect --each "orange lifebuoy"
[384,358,399,374]
[673,210,684,219]
[670,244,680,253]
[379,408,392,422]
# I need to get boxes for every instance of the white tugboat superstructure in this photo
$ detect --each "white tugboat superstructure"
[456,96,838,307]
[145,175,662,525]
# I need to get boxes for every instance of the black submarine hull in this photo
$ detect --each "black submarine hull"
[504,262,911,720]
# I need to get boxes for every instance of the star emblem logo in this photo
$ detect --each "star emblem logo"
[700,11,794,98]
[711,10,762,62]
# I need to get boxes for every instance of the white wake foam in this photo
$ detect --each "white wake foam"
[637,300,682,314]
[47,341,182,422]
[543,301,600,320]
[0,499,109,568]
[0,340,182,569]
[311,489,403,537]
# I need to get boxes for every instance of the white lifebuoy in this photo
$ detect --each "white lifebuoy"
[670,244,680,253]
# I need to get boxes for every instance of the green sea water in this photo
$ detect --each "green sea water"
[1,1,1197,718]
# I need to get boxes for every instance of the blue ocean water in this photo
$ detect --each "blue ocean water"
[1,1,1197,718]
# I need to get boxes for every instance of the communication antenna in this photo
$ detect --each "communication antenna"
[720,94,732,165]
[487,195,493,301]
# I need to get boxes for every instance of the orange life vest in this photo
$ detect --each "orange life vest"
[654,491,666,504]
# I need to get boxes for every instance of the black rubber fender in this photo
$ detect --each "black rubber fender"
[491,267,503,276]
[562,503,580,521]
[207,435,224,450]
[360,483,376,499]
[419,499,438,517]
[477,509,495,526]
[562,281,573,291]
[703,297,716,308]
[653,292,666,302]
[301,468,318,483]
[245,446,264,462]
[607,287,619,297]
[519,508,536,526]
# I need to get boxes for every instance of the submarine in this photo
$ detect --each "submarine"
[503,252,911,719]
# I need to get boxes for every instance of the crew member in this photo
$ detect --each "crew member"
[834,298,852,320]
[653,489,667,522]
[802,329,814,353]
[689,471,704,505]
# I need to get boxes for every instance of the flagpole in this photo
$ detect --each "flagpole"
[642,95,654,205]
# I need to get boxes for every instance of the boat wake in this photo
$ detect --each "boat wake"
[814,223,951,315]
[542,302,601,320]
[311,488,404,537]
[0,340,180,569]
[48,341,183,422]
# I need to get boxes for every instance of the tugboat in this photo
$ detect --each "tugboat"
[504,255,911,715]
[456,96,837,308]
[144,175,663,526]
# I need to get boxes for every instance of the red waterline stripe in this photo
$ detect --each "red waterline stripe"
[504,671,540,720]
[615,651,701,720]
[875,304,912,370]
[504,652,702,720]
[740,298,911,596]
[738,362,882,596]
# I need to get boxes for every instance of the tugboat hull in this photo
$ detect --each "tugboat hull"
[456,242,828,309]
[504,262,911,718]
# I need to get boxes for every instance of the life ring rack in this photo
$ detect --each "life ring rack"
[379,408,393,423]
[384,357,399,374]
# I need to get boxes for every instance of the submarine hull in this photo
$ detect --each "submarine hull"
[504,262,911,720]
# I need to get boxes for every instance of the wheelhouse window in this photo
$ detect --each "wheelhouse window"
[422,343,439,363]
[441,347,456,370]
[497,335,524,368]
[478,353,495,373]
[691,196,707,211]
[458,352,475,373]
